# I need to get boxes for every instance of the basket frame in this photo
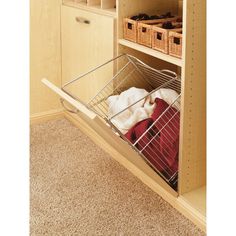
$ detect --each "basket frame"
[61,54,181,189]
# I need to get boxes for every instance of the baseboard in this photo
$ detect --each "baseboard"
[30,109,64,125]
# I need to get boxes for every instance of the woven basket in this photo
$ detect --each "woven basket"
[152,21,182,54]
[137,17,178,48]
[169,29,183,58]
[123,18,140,43]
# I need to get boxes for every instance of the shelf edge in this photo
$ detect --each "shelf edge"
[119,39,183,67]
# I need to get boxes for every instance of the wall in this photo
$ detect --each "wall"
[30,0,62,117]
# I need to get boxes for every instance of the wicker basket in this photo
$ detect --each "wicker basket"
[123,18,140,43]
[152,21,182,54]
[169,29,183,58]
[137,17,178,48]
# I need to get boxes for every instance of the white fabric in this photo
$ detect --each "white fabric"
[150,88,180,110]
[107,87,155,134]
[107,87,180,134]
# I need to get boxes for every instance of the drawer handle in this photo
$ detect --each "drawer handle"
[60,98,78,114]
[75,17,90,24]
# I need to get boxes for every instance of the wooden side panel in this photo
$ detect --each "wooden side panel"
[30,0,62,115]
[178,0,183,15]
[179,0,206,194]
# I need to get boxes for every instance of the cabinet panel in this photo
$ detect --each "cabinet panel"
[30,0,62,115]
[179,0,206,194]
[61,6,115,103]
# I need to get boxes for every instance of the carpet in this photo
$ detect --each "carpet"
[30,118,205,236]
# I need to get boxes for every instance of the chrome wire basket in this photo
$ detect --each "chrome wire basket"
[62,54,181,190]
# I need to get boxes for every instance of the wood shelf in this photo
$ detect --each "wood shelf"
[63,0,116,17]
[119,39,183,67]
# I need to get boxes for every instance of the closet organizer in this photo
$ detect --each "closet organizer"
[42,0,206,232]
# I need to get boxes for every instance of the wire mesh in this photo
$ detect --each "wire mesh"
[62,54,181,190]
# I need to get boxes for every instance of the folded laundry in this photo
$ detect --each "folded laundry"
[124,98,180,179]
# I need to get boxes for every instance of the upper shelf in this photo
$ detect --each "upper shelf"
[63,0,116,17]
[119,39,183,67]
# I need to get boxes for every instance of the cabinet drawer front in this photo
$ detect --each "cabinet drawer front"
[61,6,115,103]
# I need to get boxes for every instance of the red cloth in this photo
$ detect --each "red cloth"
[124,98,180,179]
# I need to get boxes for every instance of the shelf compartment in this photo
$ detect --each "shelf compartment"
[87,0,101,7]
[119,39,183,67]
[101,0,116,9]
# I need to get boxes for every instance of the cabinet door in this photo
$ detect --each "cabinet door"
[61,6,115,103]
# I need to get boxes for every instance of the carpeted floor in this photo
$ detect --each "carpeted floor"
[30,118,205,236]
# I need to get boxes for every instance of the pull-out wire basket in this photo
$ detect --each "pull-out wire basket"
[62,54,181,190]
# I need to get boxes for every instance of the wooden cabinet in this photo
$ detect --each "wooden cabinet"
[61,5,115,103]
[117,0,206,230]
[42,0,206,232]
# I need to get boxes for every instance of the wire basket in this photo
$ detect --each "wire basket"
[62,54,181,190]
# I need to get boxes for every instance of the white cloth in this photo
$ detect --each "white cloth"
[107,87,180,134]
[107,87,155,134]
[150,88,180,110]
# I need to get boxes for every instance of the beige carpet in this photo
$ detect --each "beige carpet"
[30,118,205,236]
